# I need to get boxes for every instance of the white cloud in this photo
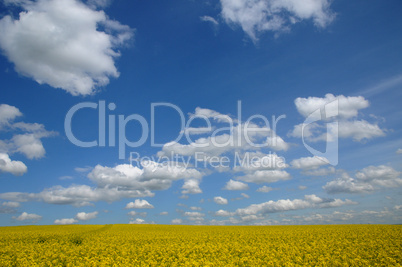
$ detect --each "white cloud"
[54,218,78,225]
[0,104,22,128]
[0,184,153,207]
[158,108,282,159]
[220,0,335,41]
[75,211,98,221]
[88,162,203,192]
[214,196,228,205]
[256,186,273,193]
[160,211,168,215]
[200,16,219,25]
[190,206,202,211]
[337,120,385,141]
[290,94,385,142]
[2,201,20,208]
[171,218,182,224]
[236,194,356,216]
[0,105,55,171]
[0,153,27,176]
[302,167,336,176]
[180,127,214,135]
[266,135,290,151]
[236,170,291,184]
[298,185,307,190]
[13,211,42,221]
[125,199,154,209]
[291,156,329,170]
[129,218,145,224]
[223,179,249,190]
[215,209,233,217]
[181,179,202,194]
[241,193,250,199]
[324,165,402,194]
[233,152,287,172]
[295,94,369,119]
[396,149,402,154]
[0,0,133,95]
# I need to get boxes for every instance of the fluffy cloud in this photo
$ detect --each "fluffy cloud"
[88,162,203,192]
[0,184,154,207]
[256,186,273,193]
[0,153,27,176]
[214,196,228,205]
[125,199,154,209]
[215,209,233,217]
[235,195,356,216]
[220,0,335,41]
[294,94,369,119]
[2,201,20,208]
[223,179,249,190]
[236,170,291,184]
[75,211,98,221]
[291,156,329,170]
[171,218,182,224]
[181,179,202,194]
[54,218,78,225]
[0,104,55,175]
[0,104,22,128]
[290,94,385,142]
[13,211,42,222]
[129,218,146,224]
[324,165,402,194]
[0,0,133,95]
[158,107,288,159]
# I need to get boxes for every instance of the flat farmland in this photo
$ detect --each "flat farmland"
[0,224,401,266]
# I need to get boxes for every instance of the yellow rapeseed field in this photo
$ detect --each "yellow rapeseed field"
[0,224,400,266]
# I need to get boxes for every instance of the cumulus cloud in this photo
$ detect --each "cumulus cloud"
[215,209,233,217]
[324,165,402,194]
[214,196,228,205]
[220,0,335,41]
[13,211,42,222]
[290,94,385,142]
[294,94,369,119]
[0,0,133,95]
[0,153,27,176]
[291,156,329,170]
[0,104,55,175]
[223,179,249,190]
[125,199,154,209]
[75,211,98,221]
[181,179,202,194]
[129,218,146,224]
[171,218,182,224]
[88,162,203,192]
[0,184,154,207]
[158,107,288,160]
[235,194,356,216]
[236,170,291,184]
[54,218,78,225]
[0,104,22,128]
[2,201,20,208]
[256,186,273,193]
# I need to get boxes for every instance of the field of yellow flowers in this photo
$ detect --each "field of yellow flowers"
[0,224,401,266]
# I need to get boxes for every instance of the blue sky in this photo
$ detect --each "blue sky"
[0,0,401,226]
